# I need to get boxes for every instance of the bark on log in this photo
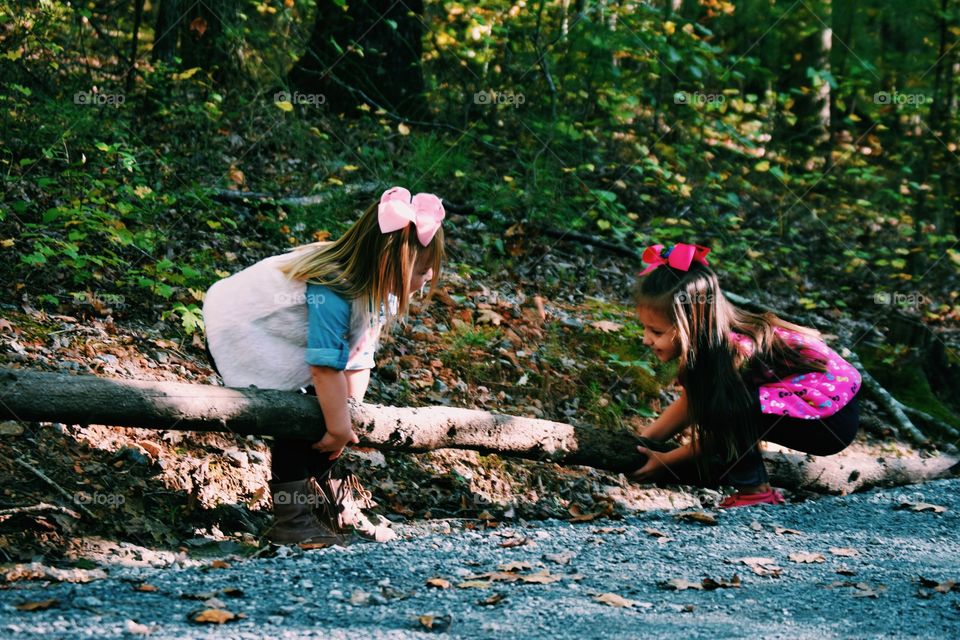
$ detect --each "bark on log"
[0,368,954,493]
[0,367,661,473]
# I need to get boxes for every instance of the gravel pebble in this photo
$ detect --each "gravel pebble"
[2,480,960,638]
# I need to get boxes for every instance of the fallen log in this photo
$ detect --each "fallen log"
[0,367,954,493]
[0,367,662,473]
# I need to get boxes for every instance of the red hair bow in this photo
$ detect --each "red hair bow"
[639,243,710,276]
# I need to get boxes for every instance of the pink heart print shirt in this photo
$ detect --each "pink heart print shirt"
[729,327,862,419]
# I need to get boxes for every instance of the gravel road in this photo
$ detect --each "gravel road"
[3,480,960,639]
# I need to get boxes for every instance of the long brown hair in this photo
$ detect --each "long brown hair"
[280,200,444,324]
[634,261,827,475]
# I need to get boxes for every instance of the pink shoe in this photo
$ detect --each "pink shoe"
[719,488,785,509]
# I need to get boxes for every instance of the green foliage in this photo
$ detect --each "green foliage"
[1,0,957,404]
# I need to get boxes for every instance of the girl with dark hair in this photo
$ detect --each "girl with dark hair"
[630,243,862,507]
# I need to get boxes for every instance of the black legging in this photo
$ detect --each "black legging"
[205,344,333,483]
[661,395,861,489]
[267,386,337,482]
[720,395,861,487]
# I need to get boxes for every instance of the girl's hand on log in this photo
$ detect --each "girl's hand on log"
[630,446,665,482]
[312,428,360,461]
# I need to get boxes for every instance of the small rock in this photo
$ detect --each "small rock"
[73,596,104,609]
[124,619,151,636]
[223,449,248,469]
[0,421,24,436]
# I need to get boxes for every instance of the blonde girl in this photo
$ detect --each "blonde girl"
[203,187,444,543]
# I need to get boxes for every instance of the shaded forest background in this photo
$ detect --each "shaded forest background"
[1,0,959,441]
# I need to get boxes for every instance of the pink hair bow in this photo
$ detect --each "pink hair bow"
[638,243,711,276]
[377,186,445,246]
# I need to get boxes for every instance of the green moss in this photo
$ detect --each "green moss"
[859,345,960,437]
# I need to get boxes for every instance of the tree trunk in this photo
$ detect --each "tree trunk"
[177,0,242,85]
[0,368,954,493]
[150,0,180,64]
[287,0,427,118]
[814,0,833,149]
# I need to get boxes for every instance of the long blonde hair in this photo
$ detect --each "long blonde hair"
[280,201,444,325]
[634,261,827,472]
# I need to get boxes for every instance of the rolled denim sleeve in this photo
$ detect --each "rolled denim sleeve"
[305,283,350,370]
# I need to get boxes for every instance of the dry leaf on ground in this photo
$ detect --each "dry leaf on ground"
[594,592,638,608]
[675,512,718,526]
[15,599,58,612]
[726,557,782,577]
[426,577,451,589]
[895,502,947,514]
[789,552,825,564]
[190,608,237,624]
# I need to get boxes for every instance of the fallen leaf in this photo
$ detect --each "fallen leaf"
[701,575,741,590]
[222,587,244,598]
[299,540,335,550]
[789,552,825,564]
[418,613,452,631]
[675,512,718,526]
[749,521,763,532]
[209,560,231,569]
[593,527,626,535]
[726,557,782,577]
[15,599,58,611]
[426,577,451,589]
[520,570,562,584]
[498,561,532,572]
[477,309,503,326]
[569,501,614,523]
[544,551,575,565]
[246,486,267,509]
[774,527,803,536]
[595,592,637,608]
[661,578,703,591]
[644,527,669,538]
[499,536,528,548]
[191,609,236,624]
[135,583,158,592]
[590,320,623,333]
[350,589,370,605]
[919,577,958,593]
[457,580,492,589]
[4,563,107,584]
[829,547,860,557]
[896,502,947,513]
[478,592,506,606]
[836,566,857,576]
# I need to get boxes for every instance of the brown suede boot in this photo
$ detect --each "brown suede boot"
[266,478,343,546]
[320,471,397,542]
